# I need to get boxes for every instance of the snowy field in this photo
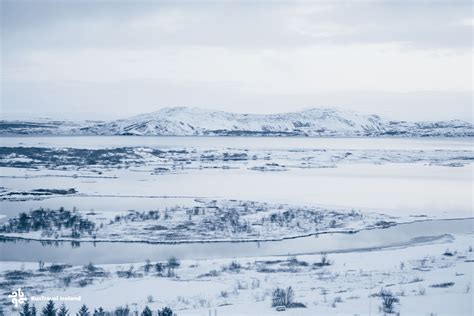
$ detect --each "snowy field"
[0,137,472,315]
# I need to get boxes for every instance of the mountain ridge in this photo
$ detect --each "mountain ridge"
[1,107,472,137]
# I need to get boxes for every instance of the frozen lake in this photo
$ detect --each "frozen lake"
[1,163,472,218]
[1,136,472,218]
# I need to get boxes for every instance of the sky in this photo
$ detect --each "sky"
[1,0,472,121]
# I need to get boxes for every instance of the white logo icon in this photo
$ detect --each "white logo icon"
[8,288,27,308]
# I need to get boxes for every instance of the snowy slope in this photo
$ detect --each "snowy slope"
[79,107,473,137]
[1,107,472,137]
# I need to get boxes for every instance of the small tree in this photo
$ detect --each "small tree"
[20,301,31,316]
[286,286,294,306]
[31,305,37,316]
[113,306,130,316]
[158,307,174,316]
[85,262,96,272]
[271,287,295,307]
[41,300,57,316]
[144,259,152,273]
[92,308,105,316]
[167,257,180,268]
[76,305,90,316]
[379,288,399,314]
[272,287,286,307]
[155,262,164,273]
[57,304,69,316]
[321,253,329,265]
[141,306,152,316]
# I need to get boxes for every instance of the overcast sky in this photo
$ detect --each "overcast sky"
[1,0,472,121]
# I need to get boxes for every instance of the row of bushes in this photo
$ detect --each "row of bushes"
[19,300,175,316]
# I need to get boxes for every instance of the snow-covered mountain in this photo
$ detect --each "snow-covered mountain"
[75,107,474,137]
[0,119,100,136]
[1,107,473,137]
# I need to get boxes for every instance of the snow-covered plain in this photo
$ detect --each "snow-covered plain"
[1,231,472,315]
[0,136,472,315]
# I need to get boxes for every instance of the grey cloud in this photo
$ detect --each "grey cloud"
[305,1,473,49]
[1,1,471,122]
[1,0,472,54]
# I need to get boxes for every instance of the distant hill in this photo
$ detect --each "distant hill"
[1,107,472,137]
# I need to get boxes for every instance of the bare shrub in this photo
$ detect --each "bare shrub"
[167,257,180,268]
[166,267,176,278]
[144,259,153,273]
[272,287,292,307]
[223,261,242,272]
[332,296,343,308]
[220,291,229,298]
[155,262,165,273]
[287,256,309,267]
[62,276,72,287]
[418,287,426,296]
[271,286,305,308]
[378,288,399,314]
[313,253,332,267]
[49,263,70,273]
[116,265,136,278]
[84,262,96,272]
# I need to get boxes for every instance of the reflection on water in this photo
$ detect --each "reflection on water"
[2,136,472,150]
[1,219,472,265]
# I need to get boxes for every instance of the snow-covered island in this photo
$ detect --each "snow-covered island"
[0,199,401,243]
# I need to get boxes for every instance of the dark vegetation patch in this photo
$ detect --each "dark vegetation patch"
[222,261,242,273]
[313,253,332,267]
[198,269,220,278]
[3,188,77,199]
[430,282,455,288]
[373,220,397,228]
[286,256,309,267]
[0,207,95,237]
[32,188,77,195]
[4,270,33,280]
[0,147,139,169]
[271,286,306,309]
[48,264,72,273]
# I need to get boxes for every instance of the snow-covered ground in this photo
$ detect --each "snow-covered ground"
[1,230,472,315]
